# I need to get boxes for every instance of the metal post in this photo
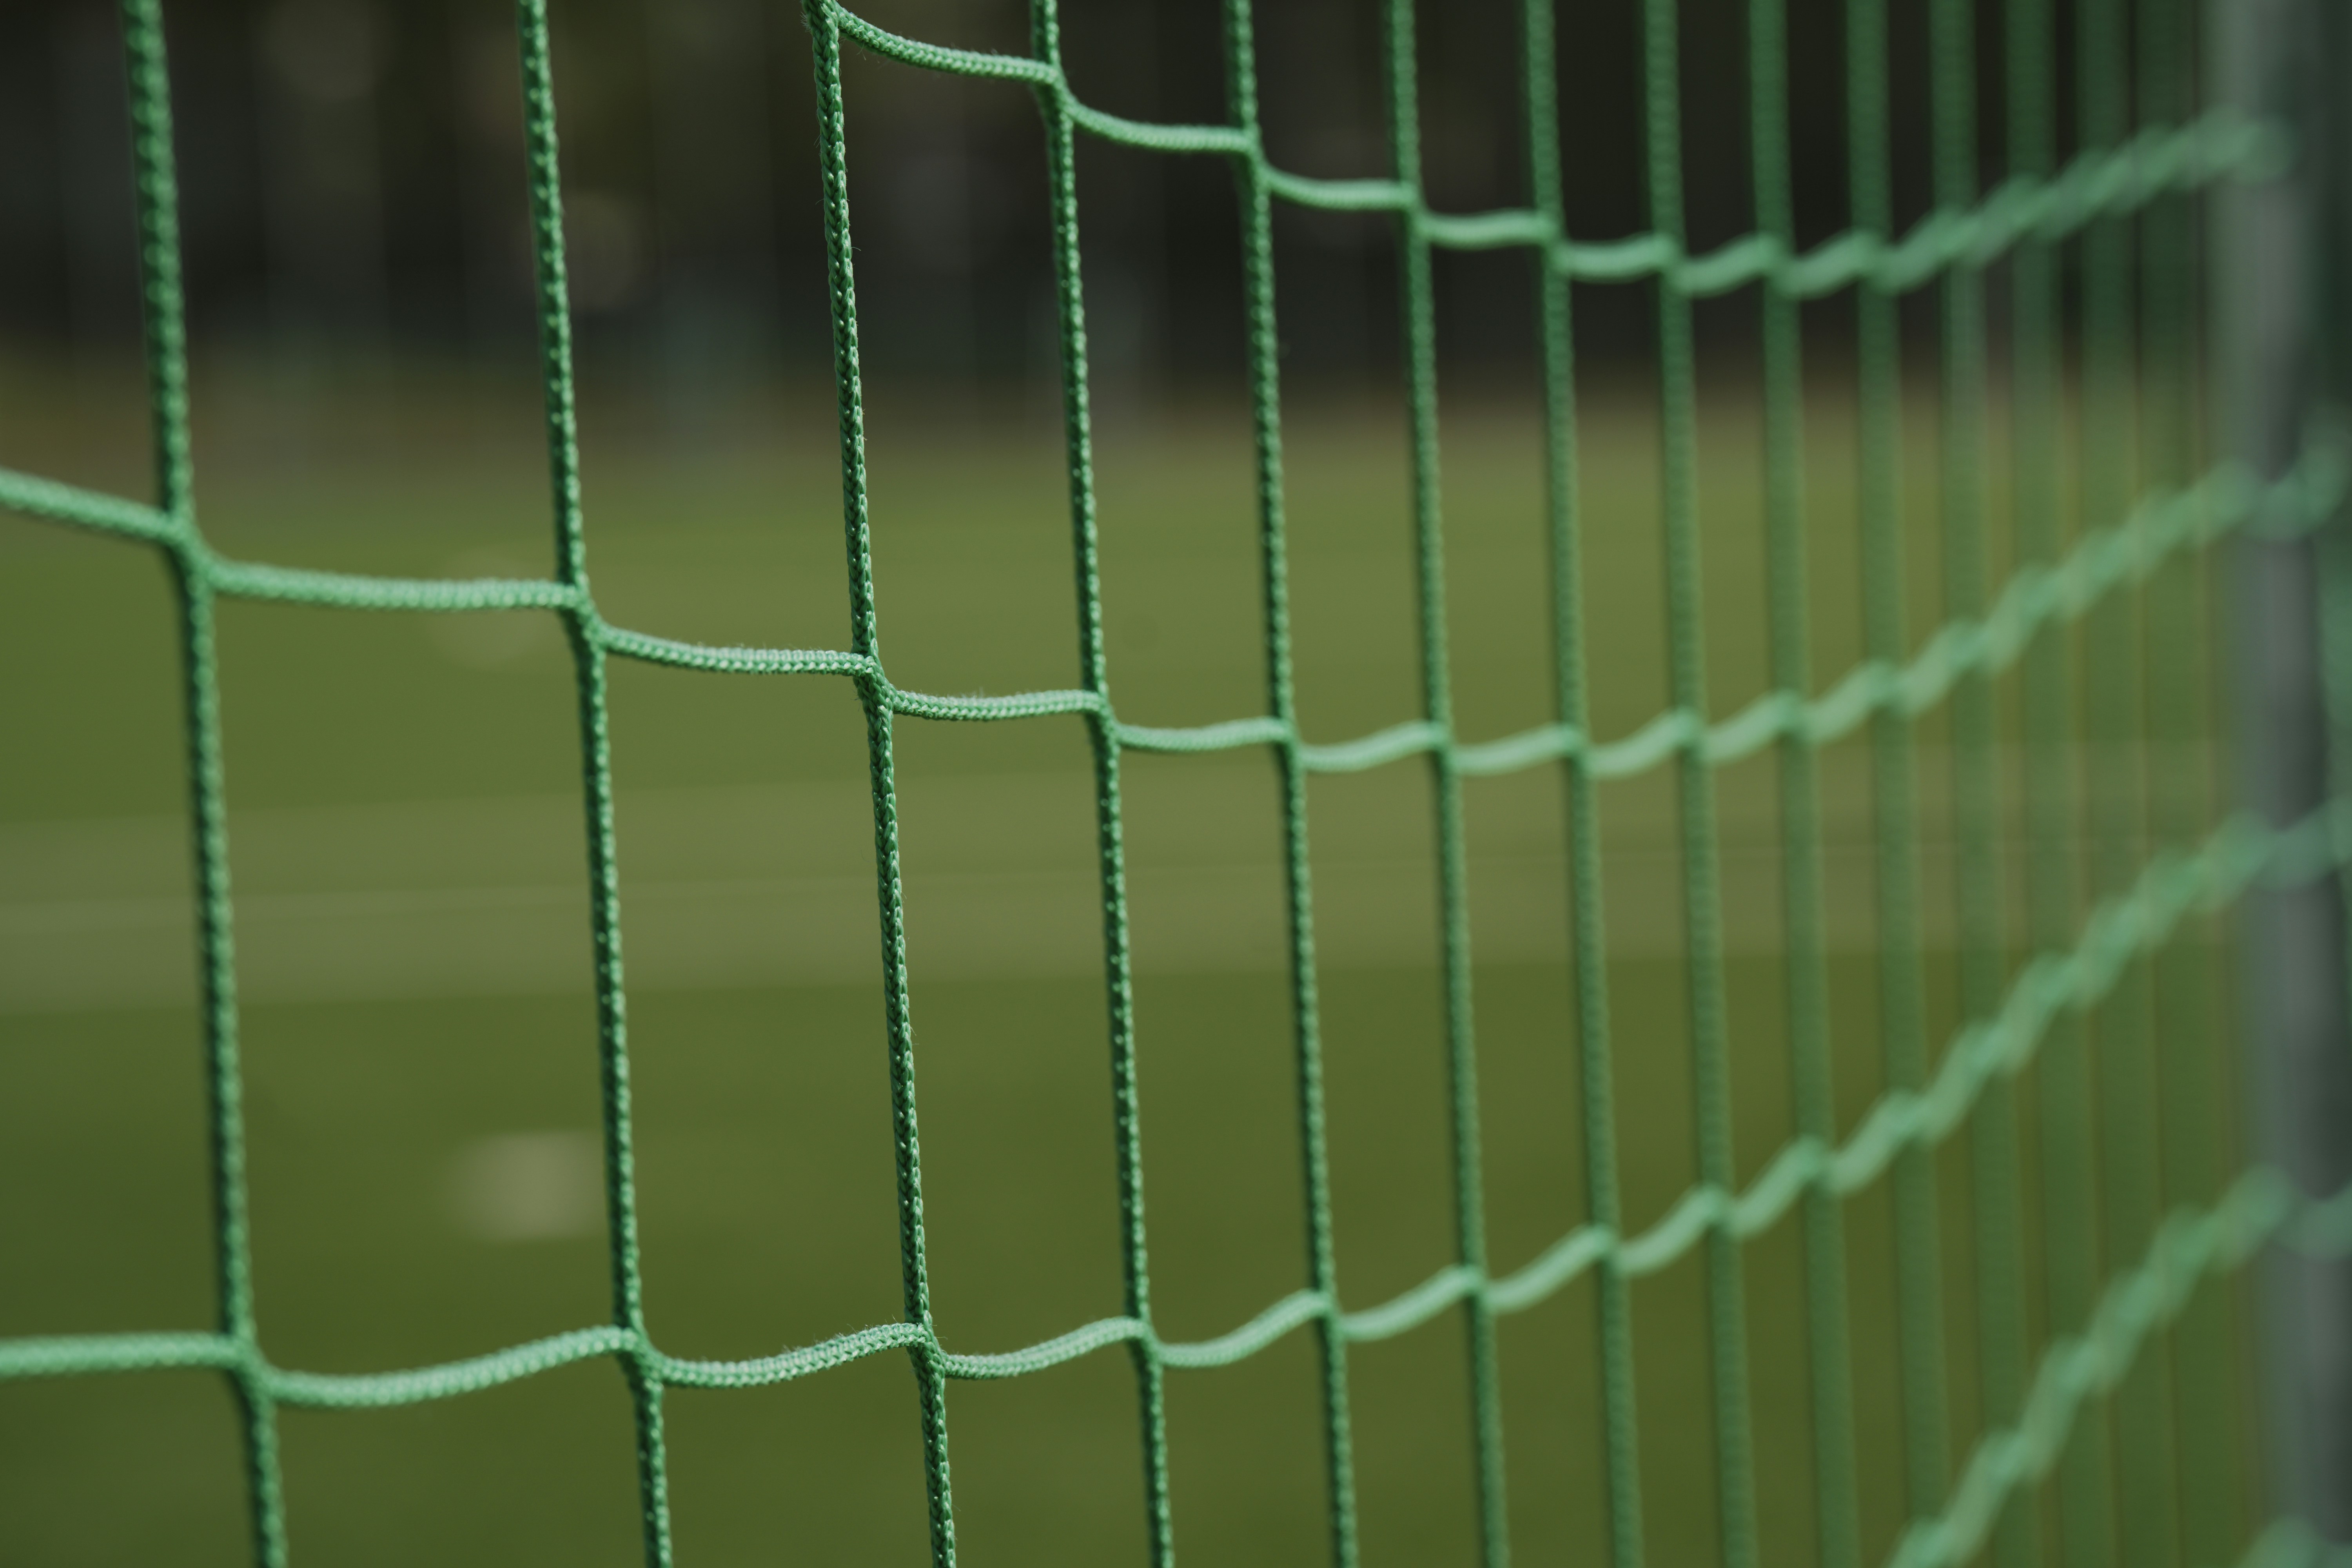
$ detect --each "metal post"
[2223,0,2352,1539]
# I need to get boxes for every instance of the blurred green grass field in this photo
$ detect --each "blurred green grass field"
[0,358,2250,1566]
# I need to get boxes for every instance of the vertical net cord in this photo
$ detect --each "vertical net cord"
[118,5,287,1561]
[799,8,959,1563]
[36,2,2320,1560]
[1927,5,2038,1568]
[1745,0,1866,1561]
[1025,2,1176,1560]
[1522,3,1646,1567]
[512,4,673,1561]
[1638,0,1762,1563]
[1845,0,1955,1521]
[1219,2,1363,1563]
[1378,3,1511,1562]
[2139,1,2237,1561]
[2078,0,2186,1559]
[2005,0,2117,1558]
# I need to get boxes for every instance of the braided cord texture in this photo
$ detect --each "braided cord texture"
[0,0,2341,1565]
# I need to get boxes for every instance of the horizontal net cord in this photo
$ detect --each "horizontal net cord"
[2241,1521,2352,1568]
[8,787,2340,1408]
[16,0,2302,1560]
[3,445,2337,775]
[1887,1168,2352,1568]
[819,0,2269,296]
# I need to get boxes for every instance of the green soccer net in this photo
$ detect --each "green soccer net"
[7,0,2352,1564]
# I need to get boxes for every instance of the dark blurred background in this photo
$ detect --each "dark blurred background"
[0,0,2067,406]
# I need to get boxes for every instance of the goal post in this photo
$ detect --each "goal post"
[2225,0,2352,1543]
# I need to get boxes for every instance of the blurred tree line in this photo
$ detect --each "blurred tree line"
[0,0,2092,397]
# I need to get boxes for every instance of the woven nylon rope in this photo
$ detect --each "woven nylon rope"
[5,0,2352,1564]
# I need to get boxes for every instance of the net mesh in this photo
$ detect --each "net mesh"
[5,0,2352,1564]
